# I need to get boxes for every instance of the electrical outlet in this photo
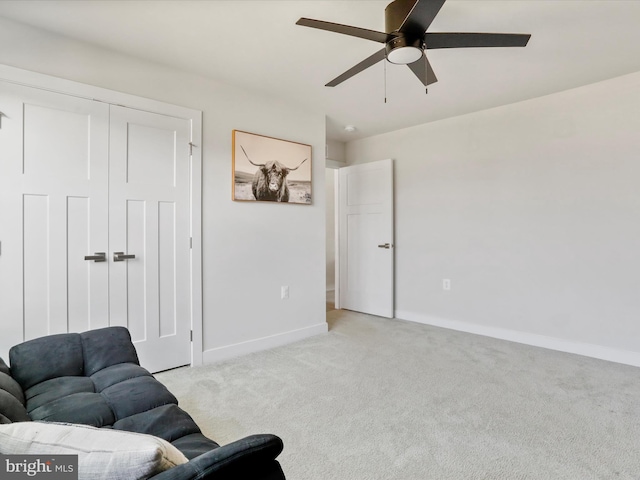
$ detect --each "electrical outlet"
[443,279,451,291]
[281,286,289,299]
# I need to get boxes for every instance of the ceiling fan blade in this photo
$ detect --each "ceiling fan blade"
[397,0,447,36]
[407,54,438,86]
[296,18,394,43]
[326,49,387,87]
[425,32,531,49]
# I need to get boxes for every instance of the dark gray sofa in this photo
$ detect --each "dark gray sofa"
[0,327,285,479]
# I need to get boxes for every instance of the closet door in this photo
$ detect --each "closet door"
[108,105,192,372]
[0,82,110,358]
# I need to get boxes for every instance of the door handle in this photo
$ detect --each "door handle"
[377,243,392,249]
[113,252,136,262]
[84,252,106,262]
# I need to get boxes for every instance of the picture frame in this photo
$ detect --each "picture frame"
[232,130,312,204]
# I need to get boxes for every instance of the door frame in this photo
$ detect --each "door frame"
[334,168,341,310]
[0,64,204,367]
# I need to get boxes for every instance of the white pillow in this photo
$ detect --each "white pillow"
[0,422,188,480]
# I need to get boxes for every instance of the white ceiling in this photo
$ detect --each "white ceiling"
[1,0,640,142]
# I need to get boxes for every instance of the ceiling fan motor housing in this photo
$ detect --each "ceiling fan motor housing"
[385,0,419,34]
[384,0,426,64]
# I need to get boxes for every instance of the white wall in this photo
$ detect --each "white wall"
[0,17,327,361]
[326,139,346,163]
[346,71,640,365]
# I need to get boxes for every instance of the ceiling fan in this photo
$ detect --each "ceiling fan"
[296,0,531,90]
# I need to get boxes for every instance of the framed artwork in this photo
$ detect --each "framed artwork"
[232,130,312,204]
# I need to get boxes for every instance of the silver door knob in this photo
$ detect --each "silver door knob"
[84,252,106,262]
[377,243,392,249]
[113,252,136,262]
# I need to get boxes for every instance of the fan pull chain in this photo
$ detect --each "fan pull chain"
[424,51,429,95]
[384,59,387,104]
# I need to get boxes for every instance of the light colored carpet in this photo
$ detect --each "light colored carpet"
[157,310,640,479]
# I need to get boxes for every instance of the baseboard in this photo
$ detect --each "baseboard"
[395,310,640,368]
[202,322,329,364]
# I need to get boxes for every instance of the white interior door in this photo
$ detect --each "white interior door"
[0,82,110,358]
[108,105,192,372]
[0,81,193,372]
[338,159,394,318]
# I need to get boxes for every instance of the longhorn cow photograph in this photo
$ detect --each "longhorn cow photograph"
[232,130,312,204]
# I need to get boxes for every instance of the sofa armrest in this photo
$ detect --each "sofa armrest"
[151,434,285,480]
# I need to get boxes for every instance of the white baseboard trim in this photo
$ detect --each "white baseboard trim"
[202,322,329,365]
[395,310,640,368]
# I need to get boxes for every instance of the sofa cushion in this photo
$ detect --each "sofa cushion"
[0,358,10,376]
[28,392,115,427]
[25,376,94,411]
[10,333,84,390]
[0,389,30,423]
[8,328,140,391]
[90,362,151,392]
[0,422,188,480]
[112,404,204,444]
[0,359,29,423]
[100,376,177,421]
[0,369,25,406]
[80,327,140,376]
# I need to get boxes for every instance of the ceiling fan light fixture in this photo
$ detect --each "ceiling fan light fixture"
[387,46,423,65]
[385,36,423,65]
[297,0,531,89]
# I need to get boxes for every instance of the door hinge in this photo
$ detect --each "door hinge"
[190,237,193,249]
[190,330,193,342]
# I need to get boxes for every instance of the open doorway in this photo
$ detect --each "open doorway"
[326,168,337,312]
[325,140,346,312]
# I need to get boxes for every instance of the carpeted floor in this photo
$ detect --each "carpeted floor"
[157,310,640,480]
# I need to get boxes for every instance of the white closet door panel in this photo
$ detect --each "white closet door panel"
[23,103,90,179]
[0,82,109,356]
[67,196,94,333]
[125,200,148,343]
[109,105,191,373]
[158,201,177,338]
[126,123,177,186]
[22,194,50,340]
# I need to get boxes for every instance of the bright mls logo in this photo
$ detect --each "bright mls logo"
[1,455,77,479]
